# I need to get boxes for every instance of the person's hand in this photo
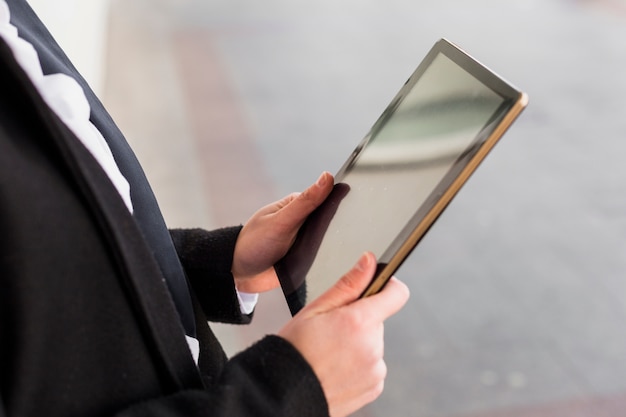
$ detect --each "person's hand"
[278,252,410,417]
[232,171,334,293]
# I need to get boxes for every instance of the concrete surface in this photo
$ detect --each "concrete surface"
[102,0,626,415]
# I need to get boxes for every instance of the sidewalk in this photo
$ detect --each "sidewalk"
[102,1,626,416]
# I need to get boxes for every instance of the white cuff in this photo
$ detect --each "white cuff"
[185,335,200,365]
[236,290,259,315]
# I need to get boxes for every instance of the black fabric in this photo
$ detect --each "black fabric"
[170,227,253,324]
[0,1,330,416]
[7,0,197,337]
[116,336,328,417]
[0,36,183,416]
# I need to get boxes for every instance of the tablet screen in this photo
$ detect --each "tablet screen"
[276,39,527,315]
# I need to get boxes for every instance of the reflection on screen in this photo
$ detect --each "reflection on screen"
[278,53,507,313]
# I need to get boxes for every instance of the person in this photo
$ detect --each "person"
[0,0,410,416]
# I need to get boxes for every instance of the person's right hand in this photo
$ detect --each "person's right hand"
[278,252,410,417]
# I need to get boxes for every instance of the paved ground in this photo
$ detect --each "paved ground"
[103,0,626,415]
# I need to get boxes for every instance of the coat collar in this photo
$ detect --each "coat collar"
[7,0,198,341]
[0,34,203,391]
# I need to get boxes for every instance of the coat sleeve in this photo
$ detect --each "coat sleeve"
[166,230,330,416]
[114,335,329,417]
[169,226,250,324]
[0,336,329,417]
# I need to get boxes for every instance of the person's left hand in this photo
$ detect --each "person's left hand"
[232,171,334,293]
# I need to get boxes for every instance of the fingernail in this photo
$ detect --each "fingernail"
[316,172,328,187]
[357,252,371,271]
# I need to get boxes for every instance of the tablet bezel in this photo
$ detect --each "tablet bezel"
[277,38,528,313]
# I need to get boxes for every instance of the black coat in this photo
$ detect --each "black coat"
[0,1,327,416]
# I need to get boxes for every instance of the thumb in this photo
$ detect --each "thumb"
[279,172,333,225]
[305,252,377,314]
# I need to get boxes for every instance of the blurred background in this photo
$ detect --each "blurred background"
[31,0,626,415]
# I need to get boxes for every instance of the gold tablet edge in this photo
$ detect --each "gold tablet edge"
[361,92,529,298]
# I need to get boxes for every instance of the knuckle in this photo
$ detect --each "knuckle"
[343,308,367,332]
[374,381,385,399]
[372,336,385,360]
[338,270,364,294]
[287,191,301,201]
[373,380,385,399]
[364,361,387,403]
[374,359,388,382]
[297,187,317,206]
[364,380,385,404]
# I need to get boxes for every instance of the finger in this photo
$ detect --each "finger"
[349,277,410,323]
[255,192,299,216]
[305,252,377,314]
[279,171,334,224]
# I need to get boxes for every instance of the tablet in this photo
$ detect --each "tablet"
[276,38,528,315]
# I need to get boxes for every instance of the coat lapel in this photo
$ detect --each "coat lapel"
[0,37,203,391]
[9,0,198,341]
